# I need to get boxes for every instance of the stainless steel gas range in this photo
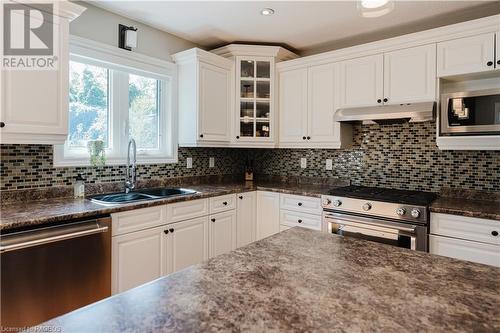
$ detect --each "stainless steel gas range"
[322,186,437,252]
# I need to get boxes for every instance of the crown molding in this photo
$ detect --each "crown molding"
[172,47,233,69]
[210,44,298,62]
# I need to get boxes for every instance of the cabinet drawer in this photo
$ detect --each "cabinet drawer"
[429,235,500,267]
[280,194,322,215]
[430,213,500,246]
[210,194,236,214]
[166,199,209,223]
[280,209,322,231]
[112,206,166,236]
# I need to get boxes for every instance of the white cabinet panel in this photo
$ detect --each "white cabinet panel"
[431,213,500,246]
[497,31,500,68]
[209,210,237,258]
[339,54,383,108]
[430,235,500,267]
[278,68,308,143]
[437,33,495,77]
[256,191,280,241]
[307,63,342,143]
[280,210,322,231]
[112,206,166,236]
[384,44,436,104]
[210,194,236,214]
[112,226,166,294]
[236,191,256,248]
[166,198,209,223]
[280,194,322,215]
[198,61,231,141]
[167,217,209,273]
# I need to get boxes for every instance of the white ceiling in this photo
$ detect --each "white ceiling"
[92,1,500,54]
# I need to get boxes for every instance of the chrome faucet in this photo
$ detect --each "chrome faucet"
[124,138,137,193]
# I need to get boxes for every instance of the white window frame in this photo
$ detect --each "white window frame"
[54,36,178,167]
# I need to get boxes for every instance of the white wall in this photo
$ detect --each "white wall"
[70,2,197,61]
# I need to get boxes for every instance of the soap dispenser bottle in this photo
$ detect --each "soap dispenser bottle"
[74,174,85,198]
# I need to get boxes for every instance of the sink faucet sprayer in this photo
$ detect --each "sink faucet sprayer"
[125,138,137,193]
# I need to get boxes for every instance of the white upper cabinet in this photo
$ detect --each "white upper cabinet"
[0,1,85,144]
[383,44,436,104]
[307,63,343,143]
[173,48,233,146]
[437,33,496,77]
[278,68,308,143]
[339,54,384,108]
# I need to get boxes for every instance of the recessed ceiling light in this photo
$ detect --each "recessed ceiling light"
[357,0,394,18]
[360,0,389,9]
[260,8,275,16]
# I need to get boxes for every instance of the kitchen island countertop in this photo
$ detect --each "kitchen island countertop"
[38,227,500,333]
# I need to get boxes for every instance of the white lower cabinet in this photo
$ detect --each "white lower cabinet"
[236,192,257,248]
[430,213,500,267]
[112,225,166,294]
[280,210,322,231]
[209,210,237,258]
[256,191,280,240]
[167,217,209,273]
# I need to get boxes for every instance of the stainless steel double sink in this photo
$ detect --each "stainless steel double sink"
[90,188,197,205]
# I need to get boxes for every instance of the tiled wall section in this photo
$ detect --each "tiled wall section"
[251,122,500,193]
[0,145,247,191]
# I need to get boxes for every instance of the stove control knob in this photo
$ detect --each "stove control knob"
[324,198,332,206]
[411,209,421,218]
[396,208,406,216]
[362,203,372,211]
[333,200,342,207]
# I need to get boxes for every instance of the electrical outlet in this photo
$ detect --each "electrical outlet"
[300,158,307,169]
[186,157,193,169]
[209,157,215,168]
[326,159,333,170]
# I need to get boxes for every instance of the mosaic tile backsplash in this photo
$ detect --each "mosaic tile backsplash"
[1,121,499,193]
[0,146,247,191]
[251,121,500,193]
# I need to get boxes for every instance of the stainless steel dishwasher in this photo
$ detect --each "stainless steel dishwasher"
[1,217,112,329]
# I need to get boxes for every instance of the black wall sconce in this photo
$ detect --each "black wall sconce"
[118,24,138,51]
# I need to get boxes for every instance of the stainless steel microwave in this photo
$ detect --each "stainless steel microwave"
[440,88,500,135]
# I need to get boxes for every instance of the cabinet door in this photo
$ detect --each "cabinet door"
[112,226,166,294]
[167,216,209,274]
[339,54,383,108]
[307,63,341,143]
[496,32,500,68]
[0,15,69,144]
[429,235,500,267]
[384,44,436,104]
[256,191,280,241]
[437,33,495,77]
[278,68,308,143]
[209,210,237,258]
[236,191,257,248]
[198,61,231,141]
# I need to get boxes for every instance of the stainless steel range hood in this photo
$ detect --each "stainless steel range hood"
[334,101,435,124]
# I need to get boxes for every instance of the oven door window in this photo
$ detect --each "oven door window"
[331,222,412,249]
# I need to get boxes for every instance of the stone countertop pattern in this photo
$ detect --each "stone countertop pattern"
[39,228,500,333]
[430,197,500,221]
[0,181,335,231]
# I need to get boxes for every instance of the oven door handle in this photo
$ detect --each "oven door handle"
[323,213,417,233]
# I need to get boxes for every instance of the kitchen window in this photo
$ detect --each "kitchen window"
[54,37,177,167]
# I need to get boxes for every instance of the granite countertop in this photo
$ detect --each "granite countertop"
[38,227,500,332]
[0,181,336,231]
[430,197,500,221]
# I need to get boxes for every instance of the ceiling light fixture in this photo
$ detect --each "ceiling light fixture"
[260,8,275,16]
[357,0,394,18]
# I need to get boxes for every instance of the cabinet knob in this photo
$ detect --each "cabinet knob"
[164,230,169,234]
[377,99,382,104]
[307,136,311,140]
[302,136,306,140]
[486,61,493,67]
[298,219,302,223]
[211,218,216,222]
[199,134,204,138]
[223,201,228,205]
[383,98,388,102]
[298,202,303,206]
[169,228,174,233]
[239,196,243,199]
[0,122,5,128]
[236,136,240,139]
[497,60,500,65]
[492,231,499,237]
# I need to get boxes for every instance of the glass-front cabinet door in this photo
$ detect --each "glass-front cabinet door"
[236,57,274,142]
